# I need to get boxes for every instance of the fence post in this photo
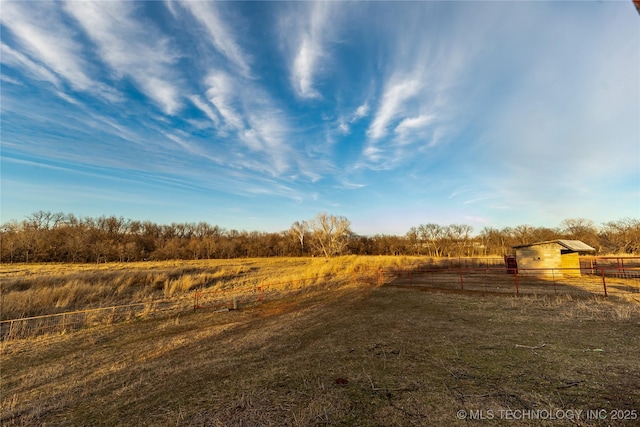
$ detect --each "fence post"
[514,270,519,296]
[601,269,607,297]
[459,267,464,290]
[8,319,15,340]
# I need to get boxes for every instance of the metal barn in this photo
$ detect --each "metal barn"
[512,240,596,277]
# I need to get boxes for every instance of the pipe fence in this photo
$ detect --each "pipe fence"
[379,266,640,298]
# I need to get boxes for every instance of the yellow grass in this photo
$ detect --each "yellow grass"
[0,257,422,320]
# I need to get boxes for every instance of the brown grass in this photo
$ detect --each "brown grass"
[1,260,639,426]
[0,256,420,320]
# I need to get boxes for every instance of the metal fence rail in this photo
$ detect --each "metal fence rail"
[379,267,640,298]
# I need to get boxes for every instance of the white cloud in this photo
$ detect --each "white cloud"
[204,71,244,131]
[292,35,322,99]
[338,118,350,134]
[337,181,366,190]
[283,2,335,99]
[0,74,23,86]
[363,146,383,163]
[394,114,435,142]
[188,95,221,128]
[199,69,295,176]
[64,1,182,115]
[161,130,222,164]
[178,2,252,78]
[0,1,119,102]
[1,2,92,89]
[242,103,294,175]
[1,42,61,87]
[367,77,422,141]
[352,102,370,122]
[395,114,434,133]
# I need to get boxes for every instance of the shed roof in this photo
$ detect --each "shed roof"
[513,240,596,252]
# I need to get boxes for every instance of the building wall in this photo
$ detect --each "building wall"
[515,243,562,277]
[561,252,581,277]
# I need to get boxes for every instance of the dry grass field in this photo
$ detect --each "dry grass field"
[2,257,640,426]
[0,256,417,320]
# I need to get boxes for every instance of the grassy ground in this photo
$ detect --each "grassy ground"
[0,256,419,320]
[2,272,639,426]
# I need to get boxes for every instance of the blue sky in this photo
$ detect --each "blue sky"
[1,1,639,235]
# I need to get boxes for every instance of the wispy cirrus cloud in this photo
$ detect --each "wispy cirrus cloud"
[367,77,423,141]
[172,1,251,78]
[1,42,61,87]
[0,1,118,102]
[188,95,221,128]
[203,71,244,131]
[336,101,370,134]
[281,2,336,99]
[178,1,252,78]
[291,35,323,99]
[0,73,23,86]
[0,2,89,88]
[359,3,493,169]
[64,1,182,115]
[352,102,370,122]
[165,2,302,177]
[189,68,296,176]
[394,114,436,146]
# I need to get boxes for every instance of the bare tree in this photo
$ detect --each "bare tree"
[511,224,535,246]
[600,218,640,254]
[306,213,351,258]
[290,221,307,255]
[561,218,599,249]
[416,223,444,257]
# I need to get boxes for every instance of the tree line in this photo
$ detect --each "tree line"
[1,211,638,263]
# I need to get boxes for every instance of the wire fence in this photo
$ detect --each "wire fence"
[3,261,638,341]
[0,299,184,341]
[193,269,381,313]
[1,270,378,341]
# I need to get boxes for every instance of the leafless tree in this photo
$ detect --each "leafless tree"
[290,221,307,255]
[306,213,351,258]
[416,223,444,257]
[600,218,640,254]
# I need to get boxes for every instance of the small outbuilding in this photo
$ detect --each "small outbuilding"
[512,240,596,278]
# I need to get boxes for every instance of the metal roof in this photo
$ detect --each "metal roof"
[513,240,596,252]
